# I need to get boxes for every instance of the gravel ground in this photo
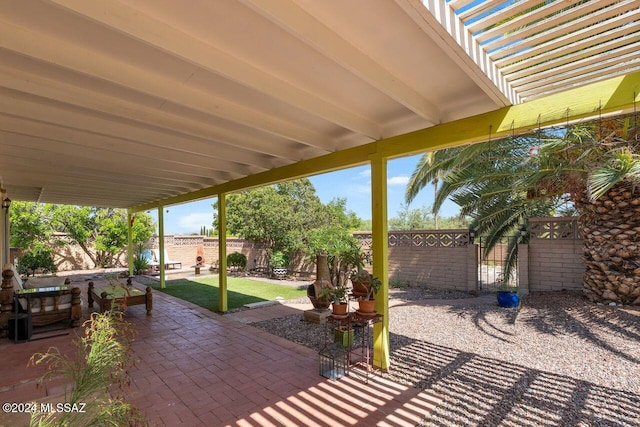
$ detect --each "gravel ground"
[252,288,640,426]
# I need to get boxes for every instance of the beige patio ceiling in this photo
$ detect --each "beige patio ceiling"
[0,0,639,208]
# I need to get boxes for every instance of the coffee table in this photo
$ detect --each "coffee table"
[88,282,152,315]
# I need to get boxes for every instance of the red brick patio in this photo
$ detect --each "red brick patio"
[0,278,440,426]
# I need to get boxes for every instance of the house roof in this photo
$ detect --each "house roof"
[0,0,638,209]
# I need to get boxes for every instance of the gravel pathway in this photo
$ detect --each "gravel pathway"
[252,289,640,426]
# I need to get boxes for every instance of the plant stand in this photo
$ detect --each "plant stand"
[324,311,383,383]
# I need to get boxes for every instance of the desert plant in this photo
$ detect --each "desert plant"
[29,308,146,426]
[307,227,368,288]
[318,284,348,305]
[389,276,409,288]
[317,285,334,303]
[363,276,381,301]
[497,283,519,293]
[332,285,348,304]
[132,243,149,275]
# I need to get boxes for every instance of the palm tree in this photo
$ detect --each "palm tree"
[406,152,444,229]
[406,132,563,282]
[525,114,640,304]
[407,113,640,304]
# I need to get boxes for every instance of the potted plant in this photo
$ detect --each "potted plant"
[331,285,349,317]
[357,274,381,315]
[269,251,289,278]
[350,268,372,297]
[497,284,520,308]
[317,284,353,347]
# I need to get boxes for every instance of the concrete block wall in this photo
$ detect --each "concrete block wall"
[527,237,584,292]
[49,219,586,296]
[150,235,269,270]
[388,244,477,291]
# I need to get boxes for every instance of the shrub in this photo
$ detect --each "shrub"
[389,276,409,288]
[227,252,247,270]
[269,251,290,268]
[132,244,149,275]
[17,245,57,276]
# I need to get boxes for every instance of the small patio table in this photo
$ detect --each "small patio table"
[88,282,152,315]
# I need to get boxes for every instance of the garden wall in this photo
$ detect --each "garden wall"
[523,217,584,293]
[48,219,585,296]
[51,234,311,276]
[354,230,477,292]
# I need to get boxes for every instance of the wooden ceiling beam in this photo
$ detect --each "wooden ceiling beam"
[132,71,640,212]
[48,0,383,140]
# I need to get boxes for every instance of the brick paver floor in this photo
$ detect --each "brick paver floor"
[1,276,439,426]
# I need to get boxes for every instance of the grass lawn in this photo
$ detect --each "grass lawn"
[147,276,307,311]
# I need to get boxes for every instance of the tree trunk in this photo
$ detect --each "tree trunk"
[577,183,640,305]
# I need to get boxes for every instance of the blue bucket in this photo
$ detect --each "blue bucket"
[497,291,520,308]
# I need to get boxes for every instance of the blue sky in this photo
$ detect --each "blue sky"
[150,154,461,234]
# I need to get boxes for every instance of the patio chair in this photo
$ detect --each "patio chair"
[152,249,182,269]
[141,249,160,270]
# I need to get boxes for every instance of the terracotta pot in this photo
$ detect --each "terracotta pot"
[332,303,348,316]
[351,278,370,297]
[358,299,376,313]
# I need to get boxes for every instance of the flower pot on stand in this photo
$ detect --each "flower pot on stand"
[351,271,370,298]
[357,299,376,314]
[332,302,348,317]
[355,275,381,316]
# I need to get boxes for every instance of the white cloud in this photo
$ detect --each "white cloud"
[177,212,213,232]
[388,176,410,185]
[347,183,372,196]
[357,169,371,178]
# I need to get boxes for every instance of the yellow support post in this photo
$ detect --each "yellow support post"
[158,206,166,289]
[127,209,133,277]
[370,152,390,370]
[217,195,228,312]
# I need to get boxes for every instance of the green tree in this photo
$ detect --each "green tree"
[51,206,155,268]
[306,226,363,287]
[10,203,155,270]
[9,201,53,249]
[325,197,363,231]
[389,203,432,230]
[389,203,470,230]
[17,243,57,276]
[225,179,363,264]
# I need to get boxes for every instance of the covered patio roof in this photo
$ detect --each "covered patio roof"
[1,0,638,209]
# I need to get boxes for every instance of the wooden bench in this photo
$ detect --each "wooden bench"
[1,268,82,334]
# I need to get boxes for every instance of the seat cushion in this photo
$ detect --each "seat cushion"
[28,295,73,313]
[8,264,23,292]
[23,276,67,289]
